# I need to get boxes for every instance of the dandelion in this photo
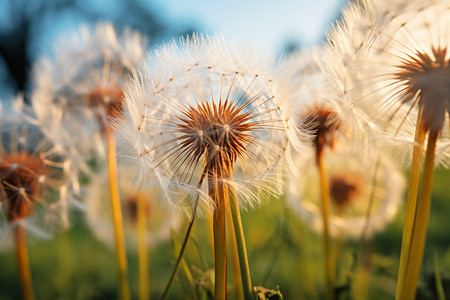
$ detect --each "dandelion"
[0,97,68,300]
[31,22,147,174]
[115,34,294,300]
[322,0,449,298]
[288,146,404,240]
[31,22,147,300]
[86,167,183,300]
[281,51,351,300]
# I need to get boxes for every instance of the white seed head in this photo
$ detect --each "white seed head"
[85,166,183,250]
[0,97,70,243]
[288,144,405,239]
[31,22,148,176]
[322,0,450,166]
[115,34,297,216]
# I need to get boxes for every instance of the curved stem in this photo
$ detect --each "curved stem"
[402,130,438,300]
[160,169,207,300]
[137,194,149,300]
[395,107,426,300]
[229,190,254,300]
[107,128,131,300]
[14,224,35,300]
[316,148,334,300]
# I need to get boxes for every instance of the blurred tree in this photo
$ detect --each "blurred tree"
[0,0,186,100]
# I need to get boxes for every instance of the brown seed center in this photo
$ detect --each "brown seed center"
[0,153,49,222]
[329,174,363,210]
[176,101,253,174]
[85,81,124,129]
[300,105,343,153]
[394,47,450,134]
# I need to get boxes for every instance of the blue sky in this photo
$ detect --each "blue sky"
[148,0,345,55]
[0,0,345,100]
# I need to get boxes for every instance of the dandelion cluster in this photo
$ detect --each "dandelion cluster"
[0,1,448,299]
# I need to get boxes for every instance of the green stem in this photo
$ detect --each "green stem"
[14,224,35,300]
[229,190,254,300]
[395,107,426,300]
[433,249,446,300]
[137,194,149,300]
[316,148,334,300]
[107,128,131,300]
[402,129,438,300]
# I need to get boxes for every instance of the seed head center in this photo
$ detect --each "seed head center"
[177,101,253,170]
[394,47,450,134]
[300,105,343,152]
[0,152,50,221]
[330,174,363,210]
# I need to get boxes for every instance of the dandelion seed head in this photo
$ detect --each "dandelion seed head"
[288,145,405,239]
[0,152,49,221]
[116,35,293,214]
[31,22,147,164]
[393,47,450,135]
[85,80,125,128]
[329,173,363,210]
[85,167,183,250]
[300,105,343,153]
[0,98,71,242]
[322,0,450,165]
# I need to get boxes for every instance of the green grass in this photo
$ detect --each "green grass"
[0,168,449,299]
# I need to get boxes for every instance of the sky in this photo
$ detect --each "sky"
[0,0,346,100]
[146,0,345,55]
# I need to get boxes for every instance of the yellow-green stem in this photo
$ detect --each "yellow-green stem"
[14,224,35,300]
[227,206,244,300]
[433,249,446,300]
[107,128,131,300]
[213,189,227,300]
[402,130,438,300]
[229,190,253,300]
[137,194,150,300]
[395,107,426,300]
[316,148,334,300]
[353,246,371,300]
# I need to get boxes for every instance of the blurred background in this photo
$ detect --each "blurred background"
[1,1,449,300]
[0,0,344,101]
